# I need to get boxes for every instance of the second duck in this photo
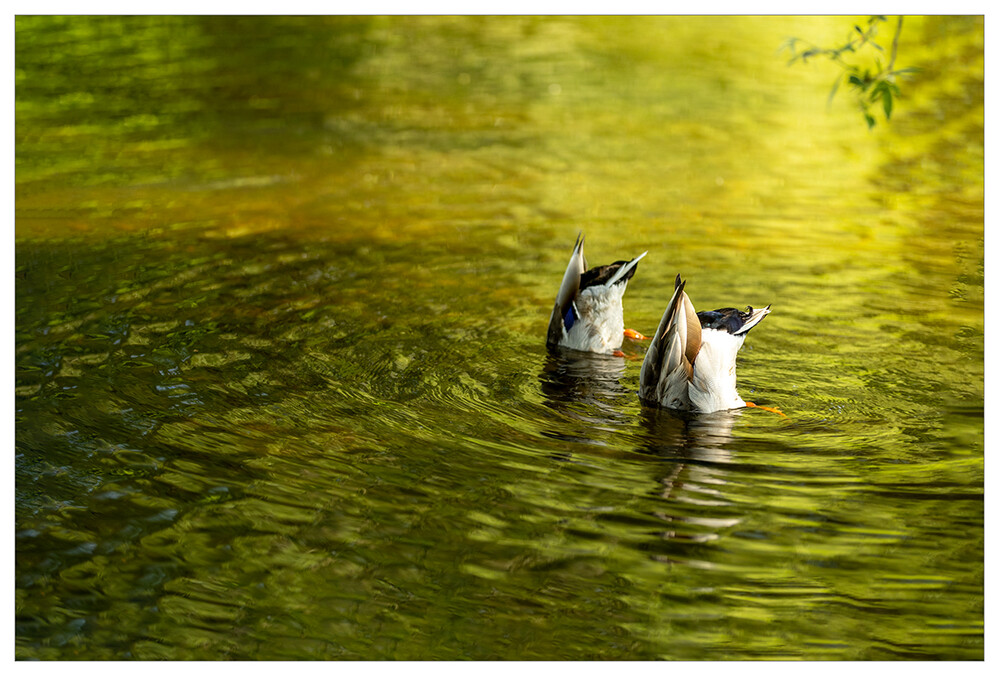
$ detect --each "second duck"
[639,274,771,413]
[547,234,647,355]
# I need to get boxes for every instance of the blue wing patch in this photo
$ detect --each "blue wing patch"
[564,303,577,331]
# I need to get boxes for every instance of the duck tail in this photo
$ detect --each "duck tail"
[604,250,648,287]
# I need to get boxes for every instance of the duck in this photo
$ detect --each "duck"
[546,234,648,355]
[639,274,775,413]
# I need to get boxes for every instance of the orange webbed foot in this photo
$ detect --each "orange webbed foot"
[745,401,787,418]
[623,328,649,340]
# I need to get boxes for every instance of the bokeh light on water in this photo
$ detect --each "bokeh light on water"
[16,16,982,659]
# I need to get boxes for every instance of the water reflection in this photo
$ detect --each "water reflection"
[639,406,737,462]
[636,407,743,565]
[537,349,630,450]
[539,348,627,406]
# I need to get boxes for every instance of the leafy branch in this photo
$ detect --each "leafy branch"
[782,16,919,129]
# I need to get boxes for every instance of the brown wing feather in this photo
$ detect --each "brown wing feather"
[640,275,695,409]
[682,292,701,366]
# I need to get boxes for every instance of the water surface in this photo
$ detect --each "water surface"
[15,16,983,660]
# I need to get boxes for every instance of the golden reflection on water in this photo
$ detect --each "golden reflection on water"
[16,16,977,242]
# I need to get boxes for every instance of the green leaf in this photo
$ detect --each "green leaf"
[865,113,877,129]
[882,89,893,119]
[828,74,842,106]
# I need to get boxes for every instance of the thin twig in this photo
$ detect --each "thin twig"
[887,16,903,73]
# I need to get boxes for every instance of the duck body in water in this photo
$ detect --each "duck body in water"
[639,274,771,413]
[546,234,647,355]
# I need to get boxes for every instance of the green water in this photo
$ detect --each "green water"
[15,16,983,660]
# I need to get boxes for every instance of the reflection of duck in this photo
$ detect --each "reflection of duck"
[639,406,738,463]
[537,349,631,454]
[640,274,774,413]
[539,349,627,408]
[546,234,647,355]
[639,407,742,554]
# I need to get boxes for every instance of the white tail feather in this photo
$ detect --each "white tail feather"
[604,250,647,287]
